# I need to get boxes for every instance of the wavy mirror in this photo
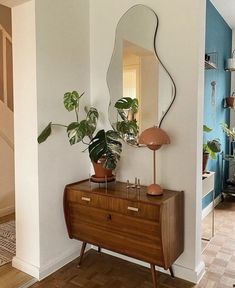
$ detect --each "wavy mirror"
[107,5,176,146]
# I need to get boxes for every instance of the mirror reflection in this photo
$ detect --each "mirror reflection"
[107,5,176,146]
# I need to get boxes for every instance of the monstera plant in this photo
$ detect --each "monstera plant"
[38,91,122,175]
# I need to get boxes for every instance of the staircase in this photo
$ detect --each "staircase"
[0,24,15,217]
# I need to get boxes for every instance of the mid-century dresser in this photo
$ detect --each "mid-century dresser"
[64,180,184,288]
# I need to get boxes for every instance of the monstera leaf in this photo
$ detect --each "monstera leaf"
[67,122,87,145]
[88,129,122,169]
[85,107,99,138]
[37,122,52,143]
[116,120,139,137]
[115,97,139,114]
[64,91,84,112]
[114,97,133,109]
[67,107,99,145]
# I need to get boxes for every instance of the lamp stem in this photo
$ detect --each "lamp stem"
[153,150,156,184]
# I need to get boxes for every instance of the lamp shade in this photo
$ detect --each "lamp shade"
[139,126,170,150]
[225,58,235,71]
[225,50,235,71]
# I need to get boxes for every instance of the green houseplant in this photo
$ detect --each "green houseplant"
[114,97,139,145]
[220,122,235,140]
[38,91,122,177]
[203,125,221,173]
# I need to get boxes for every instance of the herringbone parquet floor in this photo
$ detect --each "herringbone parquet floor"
[31,196,235,288]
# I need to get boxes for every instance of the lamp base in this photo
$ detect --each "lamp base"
[147,184,163,196]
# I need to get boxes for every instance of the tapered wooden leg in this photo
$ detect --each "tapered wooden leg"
[169,266,175,278]
[78,242,87,266]
[98,246,101,253]
[150,264,158,288]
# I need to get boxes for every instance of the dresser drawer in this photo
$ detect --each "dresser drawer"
[66,189,107,210]
[108,198,160,221]
[68,203,164,266]
[69,202,161,245]
[66,189,160,221]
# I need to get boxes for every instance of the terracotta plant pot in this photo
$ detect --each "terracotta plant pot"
[92,158,113,178]
[226,96,235,108]
[202,153,209,173]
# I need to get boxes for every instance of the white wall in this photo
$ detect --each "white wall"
[90,0,206,283]
[12,0,91,280]
[12,0,40,275]
[36,0,90,276]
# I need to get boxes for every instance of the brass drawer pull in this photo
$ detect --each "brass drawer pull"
[128,206,139,212]
[81,197,91,202]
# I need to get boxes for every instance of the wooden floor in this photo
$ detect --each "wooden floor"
[0,213,36,288]
[32,249,195,288]
[0,263,35,288]
[31,195,235,288]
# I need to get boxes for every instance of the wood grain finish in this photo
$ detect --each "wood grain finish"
[64,180,184,286]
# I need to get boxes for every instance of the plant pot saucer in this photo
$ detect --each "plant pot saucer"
[90,175,116,183]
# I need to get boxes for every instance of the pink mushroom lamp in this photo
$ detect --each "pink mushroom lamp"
[139,126,170,196]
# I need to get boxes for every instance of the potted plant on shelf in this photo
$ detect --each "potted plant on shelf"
[221,122,235,155]
[225,92,235,109]
[37,91,122,180]
[203,125,221,173]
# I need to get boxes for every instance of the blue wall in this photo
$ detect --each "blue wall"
[203,0,232,209]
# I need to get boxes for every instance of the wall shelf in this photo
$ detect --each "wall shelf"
[205,52,218,70]
[205,61,217,70]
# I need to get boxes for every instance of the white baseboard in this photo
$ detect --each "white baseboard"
[12,257,40,279]
[92,247,205,284]
[0,205,15,218]
[202,194,222,220]
[13,242,89,281]
[38,244,86,280]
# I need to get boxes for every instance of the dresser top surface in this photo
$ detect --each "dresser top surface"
[65,180,182,205]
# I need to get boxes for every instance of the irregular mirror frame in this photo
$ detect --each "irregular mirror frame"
[107,5,176,146]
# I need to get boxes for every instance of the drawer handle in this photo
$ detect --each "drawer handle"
[81,197,91,202]
[127,206,139,212]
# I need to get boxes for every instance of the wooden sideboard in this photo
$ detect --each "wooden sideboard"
[64,180,184,288]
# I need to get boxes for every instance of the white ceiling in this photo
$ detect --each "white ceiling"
[210,0,235,29]
[0,0,30,8]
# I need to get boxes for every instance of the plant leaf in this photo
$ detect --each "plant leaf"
[130,98,139,114]
[221,122,235,139]
[86,107,99,137]
[207,139,221,153]
[38,122,52,144]
[203,125,212,133]
[116,120,139,137]
[114,97,133,109]
[67,122,85,145]
[103,130,122,169]
[117,109,127,121]
[89,130,122,169]
[63,91,84,112]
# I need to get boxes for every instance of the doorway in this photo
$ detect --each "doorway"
[0,2,15,268]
